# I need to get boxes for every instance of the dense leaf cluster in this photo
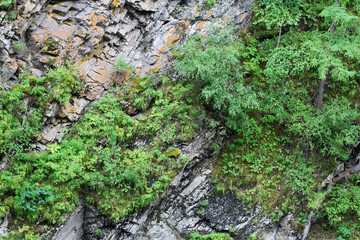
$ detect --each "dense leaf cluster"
[174,0,360,237]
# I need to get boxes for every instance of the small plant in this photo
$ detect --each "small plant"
[13,41,26,51]
[5,11,16,20]
[249,233,257,240]
[113,57,133,72]
[205,0,216,9]
[200,200,208,207]
[337,223,353,240]
[0,0,15,9]
[95,228,102,236]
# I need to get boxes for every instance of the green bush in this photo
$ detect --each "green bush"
[45,64,82,104]
[113,57,133,72]
[288,98,360,160]
[0,63,82,157]
[205,0,216,9]
[0,68,203,226]
[324,184,360,226]
[174,25,259,129]
[0,0,15,9]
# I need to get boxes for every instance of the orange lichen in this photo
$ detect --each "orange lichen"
[154,54,164,69]
[184,21,191,30]
[193,3,199,15]
[112,0,121,7]
[32,34,43,44]
[88,12,95,20]
[159,30,180,53]
[195,21,206,30]
[52,24,75,39]
[205,10,213,19]
[62,103,83,115]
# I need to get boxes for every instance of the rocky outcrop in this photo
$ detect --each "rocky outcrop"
[13,0,255,101]
[45,206,84,240]
[1,0,255,144]
[0,0,303,239]
[42,127,300,240]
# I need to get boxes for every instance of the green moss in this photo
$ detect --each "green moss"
[165,147,182,157]
[252,29,278,40]
[188,232,233,240]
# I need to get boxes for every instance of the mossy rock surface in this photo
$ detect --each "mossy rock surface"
[165,147,181,157]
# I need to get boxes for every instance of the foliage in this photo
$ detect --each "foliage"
[1,225,40,240]
[204,0,216,9]
[0,68,203,226]
[253,0,304,30]
[2,0,360,237]
[45,64,82,104]
[288,98,360,160]
[337,223,354,240]
[174,25,259,129]
[323,184,360,226]
[207,0,360,231]
[0,63,82,158]
[0,0,15,10]
[12,41,25,51]
[285,154,316,196]
[189,232,233,240]
[113,57,133,72]
[14,185,55,213]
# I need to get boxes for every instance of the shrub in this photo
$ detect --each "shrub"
[288,98,360,160]
[14,185,55,213]
[0,0,15,9]
[113,57,133,72]
[323,184,360,226]
[205,0,216,9]
[174,24,259,129]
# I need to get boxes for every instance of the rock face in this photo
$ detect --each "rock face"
[46,206,84,240]
[0,214,9,236]
[1,0,304,239]
[42,128,300,240]
[1,0,255,144]
[12,0,254,101]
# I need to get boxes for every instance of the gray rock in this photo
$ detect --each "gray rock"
[333,163,344,176]
[40,123,70,144]
[0,214,9,237]
[0,156,8,171]
[47,206,84,240]
[350,163,360,174]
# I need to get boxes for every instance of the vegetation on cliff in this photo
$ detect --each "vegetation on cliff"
[1,0,360,239]
[174,0,360,238]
